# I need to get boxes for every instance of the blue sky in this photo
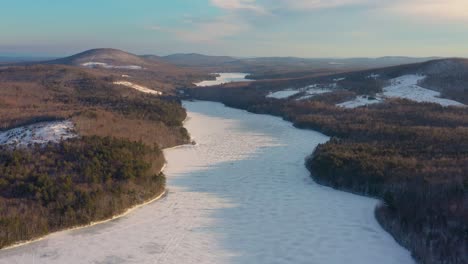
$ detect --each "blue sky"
[1,0,467,57]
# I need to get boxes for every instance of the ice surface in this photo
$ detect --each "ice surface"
[82,62,143,70]
[113,81,162,95]
[0,101,414,264]
[0,120,77,148]
[194,73,251,87]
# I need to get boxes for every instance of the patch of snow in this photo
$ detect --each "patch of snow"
[0,101,415,264]
[333,77,346,82]
[382,75,464,107]
[296,87,333,101]
[121,74,130,78]
[337,95,383,108]
[194,73,252,87]
[0,120,77,148]
[338,75,465,108]
[82,62,143,70]
[367,73,380,79]
[266,89,301,99]
[268,83,336,101]
[113,81,162,95]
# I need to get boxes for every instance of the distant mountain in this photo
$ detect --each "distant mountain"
[159,53,440,80]
[47,48,171,69]
[38,48,209,92]
[161,53,238,67]
[0,56,57,64]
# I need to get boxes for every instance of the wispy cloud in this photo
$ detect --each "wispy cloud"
[270,0,371,10]
[385,0,468,22]
[175,16,250,43]
[149,0,468,45]
[210,0,268,14]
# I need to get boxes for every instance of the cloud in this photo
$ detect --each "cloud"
[178,18,249,43]
[150,0,468,45]
[385,0,468,22]
[270,0,371,10]
[210,0,268,14]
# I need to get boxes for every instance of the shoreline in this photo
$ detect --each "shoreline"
[1,108,194,252]
[1,186,167,251]
[188,99,418,261]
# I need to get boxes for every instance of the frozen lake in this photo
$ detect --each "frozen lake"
[0,101,414,264]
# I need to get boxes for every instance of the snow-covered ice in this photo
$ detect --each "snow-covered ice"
[113,81,163,95]
[194,73,251,87]
[337,95,383,108]
[82,62,143,70]
[0,101,414,264]
[383,75,464,107]
[0,120,77,148]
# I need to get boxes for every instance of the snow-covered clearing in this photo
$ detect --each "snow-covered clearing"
[113,81,162,95]
[266,89,301,99]
[337,95,383,108]
[367,73,380,79]
[0,121,76,148]
[297,86,333,100]
[267,84,334,100]
[382,75,464,107]
[337,75,465,108]
[194,73,251,87]
[0,101,414,264]
[82,62,143,70]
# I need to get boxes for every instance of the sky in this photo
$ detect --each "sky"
[1,0,467,58]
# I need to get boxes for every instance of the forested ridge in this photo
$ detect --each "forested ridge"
[189,85,468,264]
[0,65,191,248]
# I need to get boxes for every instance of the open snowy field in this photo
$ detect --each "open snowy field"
[82,62,143,70]
[337,95,383,108]
[338,75,465,108]
[0,101,414,264]
[266,89,301,99]
[113,81,163,95]
[267,84,335,100]
[194,73,251,87]
[382,75,464,107]
[0,120,76,148]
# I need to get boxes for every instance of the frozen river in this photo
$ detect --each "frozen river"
[0,101,414,264]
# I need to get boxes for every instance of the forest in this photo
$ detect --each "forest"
[0,65,191,248]
[0,136,166,248]
[188,85,468,264]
